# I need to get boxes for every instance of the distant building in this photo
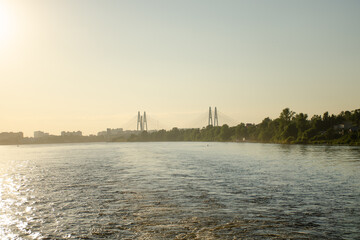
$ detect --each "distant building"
[349,126,359,133]
[98,128,123,136]
[97,131,107,136]
[61,131,82,137]
[0,132,23,144]
[34,131,49,138]
[108,128,123,135]
[334,122,359,135]
[333,121,352,131]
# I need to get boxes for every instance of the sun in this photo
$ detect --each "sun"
[0,3,12,44]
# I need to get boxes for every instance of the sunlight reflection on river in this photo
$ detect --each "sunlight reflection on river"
[0,142,359,239]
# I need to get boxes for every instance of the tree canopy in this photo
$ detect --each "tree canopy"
[115,108,360,145]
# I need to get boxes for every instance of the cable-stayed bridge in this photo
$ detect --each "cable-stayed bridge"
[120,107,239,131]
[186,107,239,129]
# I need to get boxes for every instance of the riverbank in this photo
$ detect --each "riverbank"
[114,108,360,146]
[1,108,359,146]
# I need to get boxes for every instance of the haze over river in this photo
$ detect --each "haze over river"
[1,142,359,239]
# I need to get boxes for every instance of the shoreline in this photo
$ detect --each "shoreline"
[1,140,359,147]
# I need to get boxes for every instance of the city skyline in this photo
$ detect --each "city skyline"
[1,0,359,137]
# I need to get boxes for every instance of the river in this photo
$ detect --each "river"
[1,142,359,239]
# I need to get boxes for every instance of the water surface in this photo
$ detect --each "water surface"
[1,142,359,239]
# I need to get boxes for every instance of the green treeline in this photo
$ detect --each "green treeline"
[122,108,360,145]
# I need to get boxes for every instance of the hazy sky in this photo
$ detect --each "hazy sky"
[1,0,359,136]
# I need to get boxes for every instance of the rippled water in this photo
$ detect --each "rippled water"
[1,142,360,239]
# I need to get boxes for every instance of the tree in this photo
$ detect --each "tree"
[220,124,231,141]
[281,122,298,141]
[235,123,247,140]
[257,117,274,142]
[294,113,309,137]
[280,108,295,123]
[279,108,296,135]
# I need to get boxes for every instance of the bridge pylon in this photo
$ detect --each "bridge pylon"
[143,111,148,131]
[214,107,218,126]
[137,111,141,131]
[208,107,213,126]
[137,111,148,131]
[207,106,219,127]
